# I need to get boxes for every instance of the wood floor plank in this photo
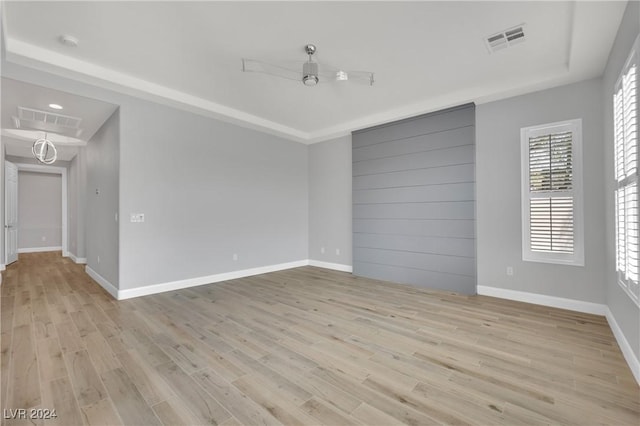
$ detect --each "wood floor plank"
[117,349,176,406]
[55,321,84,354]
[36,337,67,382]
[155,360,232,425]
[94,322,129,354]
[119,328,170,366]
[100,367,162,426]
[69,310,97,338]
[63,350,107,407]
[231,374,320,426]
[12,291,32,328]
[32,287,55,340]
[41,376,84,426]
[80,396,124,426]
[351,402,406,426]
[259,350,361,415]
[7,324,40,410]
[151,397,205,426]
[83,331,122,373]
[2,253,638,426]
[192,368,283,426]
[0,295,15,412]
[300,398,362,425]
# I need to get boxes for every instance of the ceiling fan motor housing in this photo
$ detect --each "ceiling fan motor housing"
[303,61,319,86]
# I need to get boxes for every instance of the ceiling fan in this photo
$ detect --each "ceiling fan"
[242,44,375,87]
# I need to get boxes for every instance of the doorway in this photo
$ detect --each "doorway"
[4,161,68,265]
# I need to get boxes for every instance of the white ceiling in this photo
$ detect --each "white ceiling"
[1,1,628,143]
[1,77,118,160]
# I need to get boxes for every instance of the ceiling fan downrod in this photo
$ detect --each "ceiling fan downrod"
[302,44,319,86]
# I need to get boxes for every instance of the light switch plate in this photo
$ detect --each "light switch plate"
[130,213,145,223]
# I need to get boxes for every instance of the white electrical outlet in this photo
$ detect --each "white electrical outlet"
[320,247,325,254]
[506,266,514,276]
[336,248,340,256]
[97,255,101,264]
[233,253,238,261]
[41,236,46,242]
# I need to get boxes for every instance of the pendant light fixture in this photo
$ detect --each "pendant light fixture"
[32,133,57,164]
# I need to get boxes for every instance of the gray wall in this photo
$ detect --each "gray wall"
[0,143,4,266]
[86,110,119,287]
[603,0,640,362]
[1,61,309,292]
[309,135,352,266]
[352,105,476,294]
[68,154,78,256]
[476,78,605,303]
[68,151,87,260]
[119,100,308,290]
[17,171,62,250]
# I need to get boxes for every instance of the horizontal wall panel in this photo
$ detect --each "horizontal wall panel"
[353,261,476,294]
[353,104,476,294]
[353,145,474,176]
[354,233,475,258]
[354,247,476,276]
[353,105,475,148]
[354,182,475,204]
[353,125,474,162]
[353,202,475,220]
[354,219,475,239]
[353,163,475,190]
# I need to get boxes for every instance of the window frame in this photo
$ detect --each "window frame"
[520,119,585,266]
[614,34,639,307]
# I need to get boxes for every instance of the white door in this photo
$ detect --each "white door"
[5,162,18,265]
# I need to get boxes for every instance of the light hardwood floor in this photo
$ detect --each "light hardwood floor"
[1,252,639,425]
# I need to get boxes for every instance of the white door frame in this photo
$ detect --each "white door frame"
[14,163,68,258]
[4,162,18,267]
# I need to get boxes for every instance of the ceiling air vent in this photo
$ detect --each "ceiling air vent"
[12,106,84,138]
[485,25,525,53]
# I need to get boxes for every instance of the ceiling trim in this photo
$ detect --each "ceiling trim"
[1,129,87,146]
[4,38,311,143]
[2,1,610,148]
[305,64,576,143]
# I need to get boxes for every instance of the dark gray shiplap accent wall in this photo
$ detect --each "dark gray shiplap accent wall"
[352,104,476,294]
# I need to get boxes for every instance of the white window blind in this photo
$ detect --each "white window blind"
[521,120,584,266]
[614,35,639,306]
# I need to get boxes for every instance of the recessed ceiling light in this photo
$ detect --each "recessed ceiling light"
[48,103,63,110]
[59,34,79,47]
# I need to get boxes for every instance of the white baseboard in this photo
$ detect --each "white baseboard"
[605,307,640,385]
[477,285,639,385]
[68,252,87,264]
[0,264,5,271]
[18,246,63,254]
[85,266,118,299]
[308,259,353,273]
[86,258,352,300]
[477,285,607,315]
[118,260,310,300]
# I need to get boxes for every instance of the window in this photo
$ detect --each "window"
[521,119,584,266]
[614,35,639,306]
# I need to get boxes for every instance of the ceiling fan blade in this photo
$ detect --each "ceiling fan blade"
[241,59,301,82]
[316,62,374,86]
[345,70,375,86]
[242,56,375,86]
